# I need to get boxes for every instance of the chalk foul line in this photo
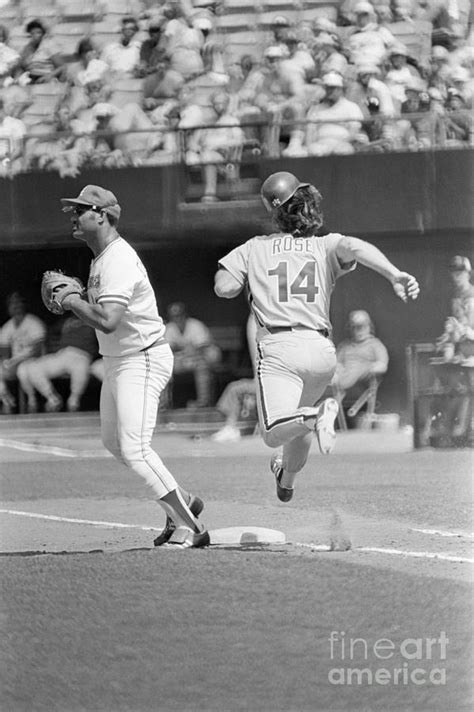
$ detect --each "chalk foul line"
[0,509,161,531]
[0,438,109,458]
[1,510,473,563]
[294,542,474,564]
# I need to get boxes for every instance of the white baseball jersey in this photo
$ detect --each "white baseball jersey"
[218,232,356,333]
[87,237,165,356]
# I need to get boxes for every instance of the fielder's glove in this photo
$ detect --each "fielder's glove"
[41,270,85,315]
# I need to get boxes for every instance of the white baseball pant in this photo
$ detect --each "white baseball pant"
[256,330,337,474]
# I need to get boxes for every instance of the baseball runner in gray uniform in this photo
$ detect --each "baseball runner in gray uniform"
[214,172,420,501]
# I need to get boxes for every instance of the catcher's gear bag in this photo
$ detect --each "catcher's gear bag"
[260,171,309,212]
[41,270,85,315]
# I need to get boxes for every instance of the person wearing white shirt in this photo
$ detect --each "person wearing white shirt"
[305,72,365,156]
[101,17,142,77]
[58,184,209,549]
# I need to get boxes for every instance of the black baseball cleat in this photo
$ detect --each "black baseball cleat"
[270,453,294,502]
[153,495,204,546]
[163,527,210,549]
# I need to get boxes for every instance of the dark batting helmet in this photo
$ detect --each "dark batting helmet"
[260,171,309,213]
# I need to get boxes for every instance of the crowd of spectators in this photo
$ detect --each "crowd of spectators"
[0,0,472,195]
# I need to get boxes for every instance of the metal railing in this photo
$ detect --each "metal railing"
[1,111,472,177]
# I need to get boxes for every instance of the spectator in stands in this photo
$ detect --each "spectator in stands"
[0,95,26,175]
[26,103,91,177]
[280,29,315,82]
[266,15,292,57]
[211,314,258,442]
[162,2,206,80]
[447,65,472,108]
[66,38,108,90]
[165,302,221,408]
[443,88,471,145]
[398,75,437,149]
[346,63,396,120]
[251,44,307,157]
[185,90,244,202]
[427,44,452,99]
[0,25,19,85]
[311,32,348,79]
[345,1,396,68]
[0,292,46,414]
[17,315,98,413]
[16,19,64,85]
[437,256,474,360]
[332,309,389,424]
[428,255,474,443]
[136,15,172,99]
[101,16,142,78]
[304,72,366,156]
[311,17,338,41]
[385,43,422,108]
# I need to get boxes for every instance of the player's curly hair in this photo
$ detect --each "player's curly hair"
[274,185,324,237]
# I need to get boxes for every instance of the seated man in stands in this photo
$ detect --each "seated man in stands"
[0,292,46,414]
[0,25,20,86]
[101,16,142,78]
[421,256,474,445]
[332,310,389,424]
[304,72,366,156]
[16,19,64,85]
[0,95,26,176]
[17,315,98,413]
[165,302,221,408]
[251,44,307,157]
[344,1,396,68]
[211,314,257,442]
[185,90,245,202]
[397,76,439,150]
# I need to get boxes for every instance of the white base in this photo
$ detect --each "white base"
[209,526,286,546]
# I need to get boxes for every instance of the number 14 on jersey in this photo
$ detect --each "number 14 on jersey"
[268,261,320,303]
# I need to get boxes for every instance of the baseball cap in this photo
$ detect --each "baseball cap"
[322,71,344,87]
[354,1,374,13]
[356,62,381,75]
[264,45,286,59]
[349,310,372,328]
[449,255,471,273]
[272,15,290,27]
[92,102,118,118]
[390,43,408,56]
[61,185,121,221]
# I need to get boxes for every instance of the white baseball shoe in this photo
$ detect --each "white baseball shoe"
[162,526,210,549]
[315,398,339,455]
[154,495,204,547]
[211,424,241,442]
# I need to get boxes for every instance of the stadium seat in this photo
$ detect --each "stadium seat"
[99,0,143,16]
[6,25,29,53]
[300,0,339,21]
[216,13,255,31]
[90,19,121,50]
[50,22,93,55]
[0,2,21,29]
[56,0,99,23]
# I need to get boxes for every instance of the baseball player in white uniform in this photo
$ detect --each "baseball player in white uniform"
[58,185,209,549]
[214,171,420,501]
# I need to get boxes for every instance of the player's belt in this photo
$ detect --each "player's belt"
[265,325,329,338]
[141,337,168,351]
